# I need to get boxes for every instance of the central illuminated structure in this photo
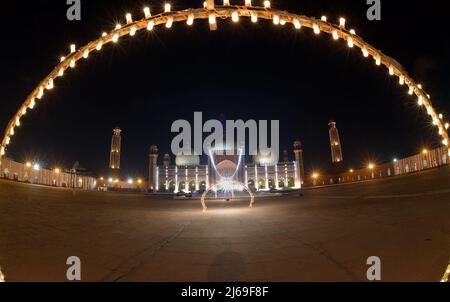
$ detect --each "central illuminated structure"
[148,140,304,194]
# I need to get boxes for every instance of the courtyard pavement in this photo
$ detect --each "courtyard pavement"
[0,166,449,282]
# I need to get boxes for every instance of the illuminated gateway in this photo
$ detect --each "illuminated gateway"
[148,141,305,193]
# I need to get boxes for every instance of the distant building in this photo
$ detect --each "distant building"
[109,128,122,170]
[0,157,96,189]
[305,146,449,187]
[329,121,343,163]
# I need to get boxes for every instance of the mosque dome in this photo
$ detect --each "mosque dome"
[253,152,279,166]
[176,152,200,167]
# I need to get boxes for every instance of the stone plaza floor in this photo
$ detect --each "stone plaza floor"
[0,166,449,281]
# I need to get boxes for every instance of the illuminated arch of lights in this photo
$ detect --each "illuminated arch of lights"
[204,146,254,211]
[0,0,449,162]
[200,180,256,213]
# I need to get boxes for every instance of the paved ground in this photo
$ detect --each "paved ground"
[0,166,449,282]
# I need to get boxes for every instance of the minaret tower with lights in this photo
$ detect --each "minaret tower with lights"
[109,127,122,170]
[328,121,343,163]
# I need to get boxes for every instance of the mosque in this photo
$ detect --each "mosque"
[147,141,305,193]
[105,124,306,193]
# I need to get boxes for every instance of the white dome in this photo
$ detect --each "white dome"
[176,153,200,166]
[253,152,279,166]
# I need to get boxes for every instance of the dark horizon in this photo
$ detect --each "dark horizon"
[0,0,448,179]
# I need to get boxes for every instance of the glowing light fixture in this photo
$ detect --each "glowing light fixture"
[347,37,354,48]
[313,24,320,34]
[293,19,301,29]
[368,163,375,170]
[126,13,133,24]
[339,17,346,28]
[362,48,369,57]
[389,66,394,76]
[83,49,89,58]
[112,34,119,43]
[245,0,252,6]
[70,44,76,53]
[399,75,405,85]
[223,0,230,6]
[33,163,40,171]
[375,56,381,66]
[144,7,151,18]
[130,26,137,36]
[46,79,54,90]
[232,11,239,23]
[273,15,280,25]
[70,60,76,68]
[37,87,44,99]
[264,1,271,8]
[251,12,258,23]
[164,3,171,13]
[187,14,194,26]
[418,96,423,106]
[332,30,339,40]
[209,14,216,25]
[147,21,154,31]
[321,16,327,22]
[166,17,173,28]
[96,42,103,51]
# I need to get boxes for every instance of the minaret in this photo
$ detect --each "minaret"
[149,145,159,192]
[283,150,289,163]
[328,121,343,163]
[109,127,122,170]
[293,140,305,187]
[163,153,171,167]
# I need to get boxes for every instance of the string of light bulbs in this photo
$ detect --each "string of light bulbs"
[1,1,449,162]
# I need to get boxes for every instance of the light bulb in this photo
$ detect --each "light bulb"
[232,11,239,23]
[187,14,194,26]
[144,7,151,18]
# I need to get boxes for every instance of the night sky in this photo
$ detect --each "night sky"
[0,0,448,179]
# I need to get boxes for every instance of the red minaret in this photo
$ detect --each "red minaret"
[328,121,343,163]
